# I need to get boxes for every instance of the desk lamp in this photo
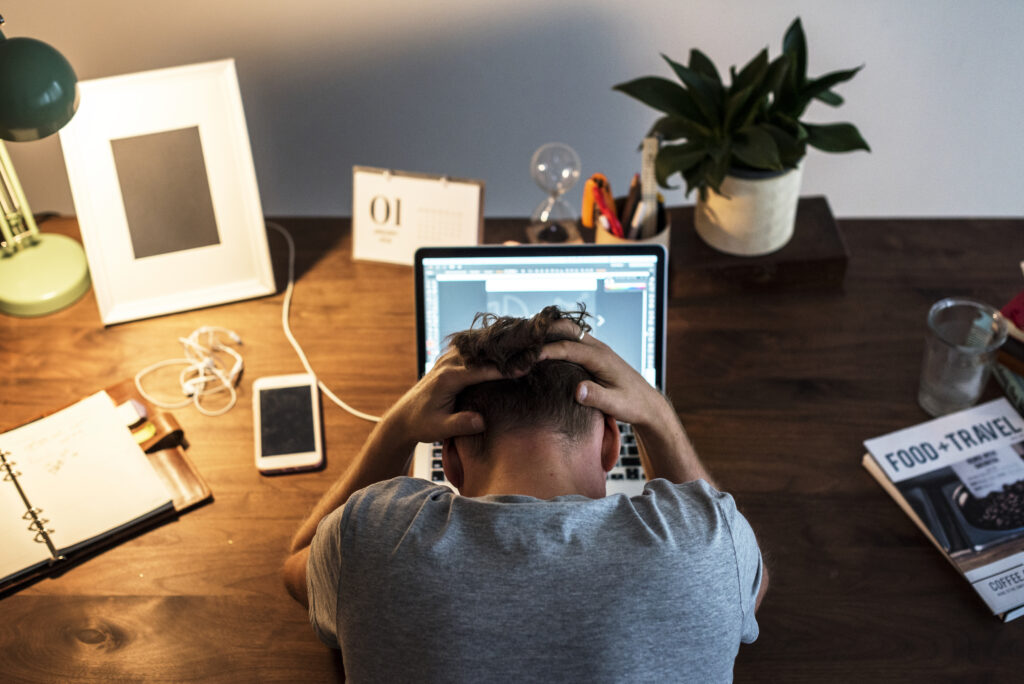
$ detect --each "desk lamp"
[0,14,89,316]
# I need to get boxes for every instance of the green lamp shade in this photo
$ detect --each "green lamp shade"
[0,34,78,141]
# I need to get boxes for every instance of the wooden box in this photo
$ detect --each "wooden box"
[667,195,849,297]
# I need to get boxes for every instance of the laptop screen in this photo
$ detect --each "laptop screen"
[415,245,667,389]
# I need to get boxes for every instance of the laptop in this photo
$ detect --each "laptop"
[411,243,668,496]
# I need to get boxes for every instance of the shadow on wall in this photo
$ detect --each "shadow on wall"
[239,9,639,217]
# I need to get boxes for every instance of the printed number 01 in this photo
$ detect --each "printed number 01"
[370,196,401,226]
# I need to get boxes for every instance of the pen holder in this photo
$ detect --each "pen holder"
[594,197,671,249]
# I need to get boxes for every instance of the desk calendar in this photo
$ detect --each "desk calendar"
[351,166,484,265]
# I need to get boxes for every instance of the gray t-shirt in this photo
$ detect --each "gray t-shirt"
[308,476,762,683]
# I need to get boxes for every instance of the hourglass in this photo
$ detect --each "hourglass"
[526,142,583,243]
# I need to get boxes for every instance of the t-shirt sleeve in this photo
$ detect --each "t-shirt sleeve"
[305,478,445,649]
[640,479,763,644]
[306,504,347,649]
[717,490,763,643]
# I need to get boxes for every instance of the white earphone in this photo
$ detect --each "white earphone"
[134,326,245,417]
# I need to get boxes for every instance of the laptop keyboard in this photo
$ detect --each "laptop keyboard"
[609,422,647,482]
[430,445,445,482]
[427,422,647,484]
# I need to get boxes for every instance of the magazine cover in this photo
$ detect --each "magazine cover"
[864,398,1024,620]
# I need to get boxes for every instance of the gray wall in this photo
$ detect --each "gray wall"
[5,0,1023,218]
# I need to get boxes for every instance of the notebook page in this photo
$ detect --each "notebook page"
[0,392,172,555]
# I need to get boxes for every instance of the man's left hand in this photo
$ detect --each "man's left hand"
[386,348,505,445]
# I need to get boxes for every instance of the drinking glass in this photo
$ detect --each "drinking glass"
[918,297,1008,416]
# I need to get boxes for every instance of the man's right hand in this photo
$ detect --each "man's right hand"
[539,320,713,486]
[539,320,672,430]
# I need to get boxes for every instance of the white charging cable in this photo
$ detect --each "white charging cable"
[134,326,244,417]
[266,221,381,423]
[134,223,381,423]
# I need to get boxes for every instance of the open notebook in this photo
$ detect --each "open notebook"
[0,383,211,593]
[411,244,668,496]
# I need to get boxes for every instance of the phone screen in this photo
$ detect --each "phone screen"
[259,385,316,457]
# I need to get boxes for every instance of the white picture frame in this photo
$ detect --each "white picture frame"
[58,59,274,325]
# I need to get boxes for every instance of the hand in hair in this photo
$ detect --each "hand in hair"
[538,318,664,429]
[446,306,597,451]
[539,319,712,486]
[386,347,508,445]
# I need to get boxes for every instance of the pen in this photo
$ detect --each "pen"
[620,173,641,228]
[598,180,616,226]
[592,183,623,237]
[581,173,611,229]
[628,203,647,240]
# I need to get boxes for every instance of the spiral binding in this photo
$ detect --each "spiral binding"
[1,450,63,563]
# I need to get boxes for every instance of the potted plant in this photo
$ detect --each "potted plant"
[613,17,869,256]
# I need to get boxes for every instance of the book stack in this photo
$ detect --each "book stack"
[993,289,1024,413]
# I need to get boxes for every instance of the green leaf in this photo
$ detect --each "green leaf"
[647,115,711,142]
[804,122,871,153]
[688,48,722,87]
[815,89,844,106]
[655,141,706,188]
[768,53,797,114]
[795,121,809,142]
[765,112,799,138]
[724,84,756,132]
[661,53,722,124]
[730,54,777,131]
[709,140,729,168]
[761,123,805,167]
[613,76,704,120]
[733,48,769,95]
[766,53,791,94]
[683,162,706,198]
[708,151,731,194]
[732,126,782,170]
[782,17,807,86]
[804,66,863,102]
[689,158,723,199]
[736,95,767,131]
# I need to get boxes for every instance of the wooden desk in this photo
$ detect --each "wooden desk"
[1,213,1021,682]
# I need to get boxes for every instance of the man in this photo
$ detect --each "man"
[283,306,767,682]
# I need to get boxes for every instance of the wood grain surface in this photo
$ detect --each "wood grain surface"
[1,213,1022,683]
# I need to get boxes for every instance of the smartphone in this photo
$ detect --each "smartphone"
[253,373,324,474]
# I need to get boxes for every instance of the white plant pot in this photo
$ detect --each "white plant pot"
[694,165,803,256]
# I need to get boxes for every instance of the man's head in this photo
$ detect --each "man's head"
[447,305,598,457]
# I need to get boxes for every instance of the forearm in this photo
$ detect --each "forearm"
[289,409,415,553]
[634,395,715,487]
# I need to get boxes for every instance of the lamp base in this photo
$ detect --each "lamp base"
[0,233,91,316]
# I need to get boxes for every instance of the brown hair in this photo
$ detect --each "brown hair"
[448,305,597,456]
